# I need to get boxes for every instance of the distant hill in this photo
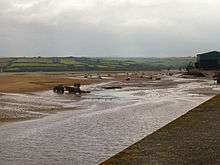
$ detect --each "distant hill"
[0,57,195,72]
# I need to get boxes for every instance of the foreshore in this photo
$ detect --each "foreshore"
[0,72,104,123]
[0,71,171,94]
[101,94,220,165]
[0,72,219,164]
[0,72,102,93]
[0,71,161,123]
[0,72,219,124]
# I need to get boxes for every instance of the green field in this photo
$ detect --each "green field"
[0,57,195,72]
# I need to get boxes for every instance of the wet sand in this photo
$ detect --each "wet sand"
[0,72,220,164]
[0,73,220,165]
[0,72,219,124]
[101,94,220,165]
[0,72,111,122]
[0,71,175,123]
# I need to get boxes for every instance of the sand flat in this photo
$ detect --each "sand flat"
[0,74,218,165]
[101,95,220,165]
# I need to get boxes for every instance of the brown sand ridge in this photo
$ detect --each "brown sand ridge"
[0,73,102,93]
[0,71,165,93]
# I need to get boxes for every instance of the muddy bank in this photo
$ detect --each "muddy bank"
[0,72,103,93]
[101,94,220,165]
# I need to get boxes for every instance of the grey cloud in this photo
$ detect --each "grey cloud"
[0,0,220,57]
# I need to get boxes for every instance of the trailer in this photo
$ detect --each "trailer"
[53,84,90,94]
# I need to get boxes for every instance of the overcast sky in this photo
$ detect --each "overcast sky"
[0,0,220,57]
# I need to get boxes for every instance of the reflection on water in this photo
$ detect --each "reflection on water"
[0,78,217,165]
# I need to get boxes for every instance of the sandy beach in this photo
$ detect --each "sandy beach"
[0,72,219,164]
[0,72,105,123]
[0,72,219,123]
[0,72,103,93]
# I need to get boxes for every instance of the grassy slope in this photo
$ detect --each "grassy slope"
[0,57,195,72]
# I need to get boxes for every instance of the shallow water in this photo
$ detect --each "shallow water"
[0,78,217,165]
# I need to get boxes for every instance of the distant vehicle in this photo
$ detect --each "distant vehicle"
[53,84,64,94]
[53,84,90,95]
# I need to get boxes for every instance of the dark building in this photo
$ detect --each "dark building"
[195,51,220,69]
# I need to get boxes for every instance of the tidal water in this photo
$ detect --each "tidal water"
[0,78,216,165]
